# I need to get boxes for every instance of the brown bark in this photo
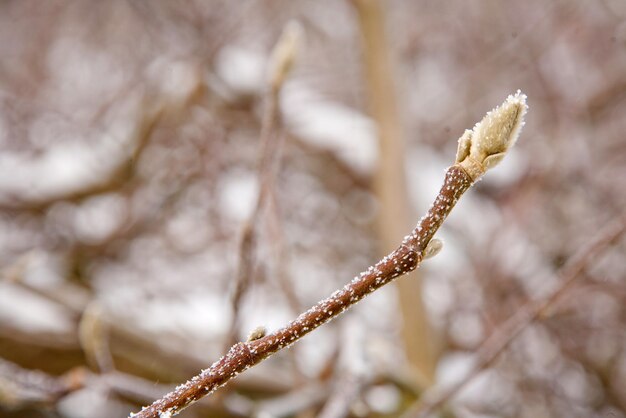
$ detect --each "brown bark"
[132,166,473,417]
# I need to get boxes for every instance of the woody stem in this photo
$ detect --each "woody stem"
[132,164,473,418]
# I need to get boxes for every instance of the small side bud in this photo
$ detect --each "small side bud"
[455,129,473,164]
[423,238,443,260]
[456,90,528,180]
[267,21,304,92]
[247,326,267,342]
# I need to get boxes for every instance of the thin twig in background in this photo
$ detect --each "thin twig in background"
[131,92,527,417]
[317,373,363,418]
[404,219,626,418]
[350,0,437,386]
[0,358,83,409]
[78,302,114,373]
[265,191,307,385]
[266,189,303,314]
[227,21,303,347]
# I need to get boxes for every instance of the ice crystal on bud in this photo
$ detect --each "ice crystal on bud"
[456,90,528,180]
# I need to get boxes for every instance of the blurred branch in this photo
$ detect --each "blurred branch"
[0,358,83,409]
[351,0,436,386]
[553,336,626,414]
[131,93,527,418]
[317,373,363,418]
[404,218,626,418]
[0,94,164,211]
[228,20,303,347]
[78,302,114,373]
[253,383,328,417]
[2,267,297,394]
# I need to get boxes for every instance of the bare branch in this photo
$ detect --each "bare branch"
[131,92,527,418]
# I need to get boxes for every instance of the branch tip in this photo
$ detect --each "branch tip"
[268,20,304,92]
[456,90,528,180]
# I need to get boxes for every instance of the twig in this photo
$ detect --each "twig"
[404,218,626,418]
[227,21,303,347]
[131,92,528,417]
[351,0,436,385]
[0,358,83,409]
[79,302,115,373]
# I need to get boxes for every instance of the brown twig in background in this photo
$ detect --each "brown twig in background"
[131,92,527,417]
[350,0,437,386]
[0,358,83,409]
[404,218,626,418]
[78,302,115,373]
[227,21,303,347]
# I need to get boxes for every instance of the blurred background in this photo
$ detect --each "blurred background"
[0,1,625,417]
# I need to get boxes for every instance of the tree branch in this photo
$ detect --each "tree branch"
[131,92,528,418]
